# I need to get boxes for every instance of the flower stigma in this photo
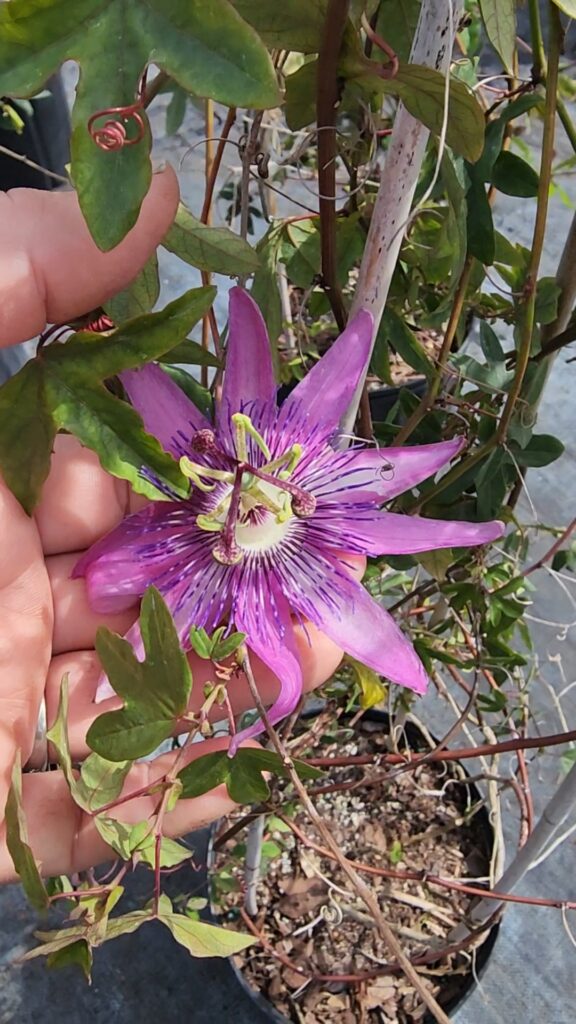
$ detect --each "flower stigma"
[180,416,315,565]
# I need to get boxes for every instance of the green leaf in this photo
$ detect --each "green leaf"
[178,748,321,803]
[46,939,93,980]
[77,753,131,812]
[0,288,215,512]
[159,339,220,368]
[45,676,81,799]
[363,63,486,163]
[0,361,56,515]
[251,225,284,370]
[375,0,420,64]
[5,754,49,912]
[479,0,516,75]
[285,59,317,130]
[416,549,454,581]
[50,379,188,502]
[232,0,326,53]
[551,0,576,15]
[0,1,279,250]
[23,926,88,961]
[165,83,188,135]
[87,587,192,760]
[212,631,247,661]
[94,818,136,859]
[189,627,214,660]
[163,204,260,276]
[512,434,565,468]
[104,254,160,322]
[466,172,495,264]
[160,913,253,957]
[479,322,505,363]
[534,277,561,326]
[49,286,216,379]
[135,834,192,868]
[162,365,214,419]
[378,309,435,382]
[103,912,151,943]
[491,151,539,198]
[45,288,213,499]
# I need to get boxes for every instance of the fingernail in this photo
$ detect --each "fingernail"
[152,158,167,173]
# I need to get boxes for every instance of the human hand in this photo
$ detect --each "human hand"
[0,173,354,882]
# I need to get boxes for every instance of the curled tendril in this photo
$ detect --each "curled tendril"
[88,103,146,152]
[360,12,399,80]
[85,313,115,333]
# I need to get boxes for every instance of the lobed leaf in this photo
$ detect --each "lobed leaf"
[87,587,192,760]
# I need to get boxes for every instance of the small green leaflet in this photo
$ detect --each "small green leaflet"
[87,587,192,761]
[47,677,132,811]
[189,626,246,661]
[163,204,261,276]
[0,286,214,514]
[178,747,322,804]
[0,0,279,250]
[5,754,49,912]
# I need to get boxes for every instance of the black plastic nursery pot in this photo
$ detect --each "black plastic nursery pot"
[208,709,501,1024]
[0,74,70,191]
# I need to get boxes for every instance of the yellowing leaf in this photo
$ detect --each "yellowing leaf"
[347,657,387,709]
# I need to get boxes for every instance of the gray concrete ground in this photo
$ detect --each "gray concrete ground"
[0,67,575,1023]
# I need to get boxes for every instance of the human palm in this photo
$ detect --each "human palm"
[0,170,352,882]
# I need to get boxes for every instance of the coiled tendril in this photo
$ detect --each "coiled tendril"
[88,103,146,152]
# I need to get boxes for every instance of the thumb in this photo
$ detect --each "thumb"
[0,166,179,347]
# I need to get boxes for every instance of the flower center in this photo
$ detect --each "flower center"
[180,415,316,565]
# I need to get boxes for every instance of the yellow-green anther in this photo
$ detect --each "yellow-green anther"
[231,412,271,462]
[262,443,303,478]
[183,471,215,493]
[196,514,225,532]
[180,456,234,485]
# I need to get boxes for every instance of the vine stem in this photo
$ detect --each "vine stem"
[523,516,576,575]
[201,98,215,389]
[316,0,350,330]
[341,0,464,436]
[496,4,561,445]
[305,727,576,767]
[237,647,453,1024]
[0,143,69,184]
[279,815,576,912]
[239,112,263,252]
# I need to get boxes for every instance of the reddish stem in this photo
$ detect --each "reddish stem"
[280,815,576,912]
[305,727,576,768]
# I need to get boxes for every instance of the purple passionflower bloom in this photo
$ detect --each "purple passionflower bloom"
[74,288,504,753]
